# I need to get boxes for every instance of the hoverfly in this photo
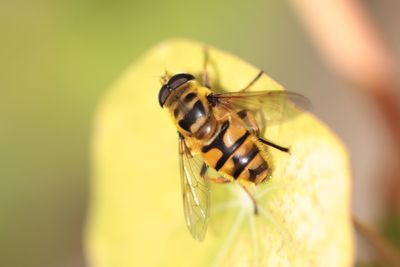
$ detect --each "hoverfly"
[158,48,309,241]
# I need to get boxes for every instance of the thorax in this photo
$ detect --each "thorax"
[166,83,218,146]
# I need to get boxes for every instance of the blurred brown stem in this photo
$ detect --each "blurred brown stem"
[353,216,400,267]
[290,0,397,89]
[290,0,400,212]
[371,83,400,212]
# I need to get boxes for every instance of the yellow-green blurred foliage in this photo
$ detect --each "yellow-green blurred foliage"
[1,0,397,266]
[0,0,312,267]
[1,2,314,266]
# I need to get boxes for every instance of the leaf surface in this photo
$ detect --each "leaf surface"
[86,39,354,267]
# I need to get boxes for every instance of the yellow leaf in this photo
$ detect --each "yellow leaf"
[86,39,354,267]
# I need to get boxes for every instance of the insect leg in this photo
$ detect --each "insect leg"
[240,184,258,215]
[200,162,208,176]
[207,177,231,183]
[202,46,211,88]
[258,137,291,154]
[201,163,231,183]
[237,109,260,136]
[240,70,264,92]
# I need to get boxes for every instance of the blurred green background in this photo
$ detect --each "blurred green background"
[1,1,399,266]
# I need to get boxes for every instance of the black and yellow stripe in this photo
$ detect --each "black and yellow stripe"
[168,85,218,141]
[200,118,269,184]
[165,81,269,184]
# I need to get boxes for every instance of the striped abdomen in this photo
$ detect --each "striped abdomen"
[201,118,269,184]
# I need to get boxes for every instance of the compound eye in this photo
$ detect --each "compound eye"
[168,73,195,91]
[158,73,195,107]
[158,84,171,107]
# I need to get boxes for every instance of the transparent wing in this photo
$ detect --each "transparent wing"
[179,136,210,241]
[210,90,311,128]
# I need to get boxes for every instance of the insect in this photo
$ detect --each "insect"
[158,48,309,241]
